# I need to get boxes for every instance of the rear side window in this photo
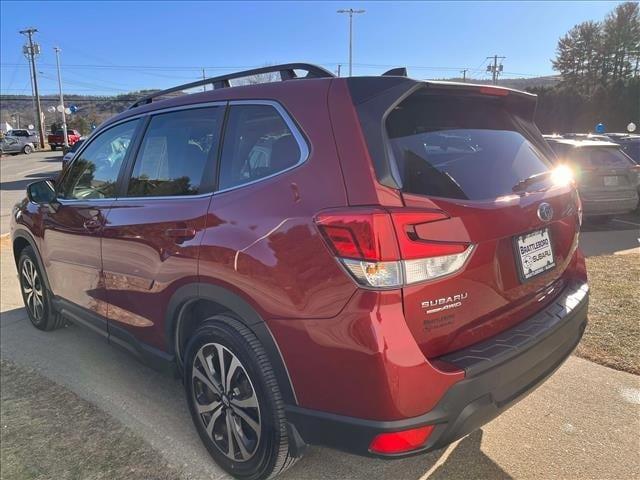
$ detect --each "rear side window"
[127,107,224,197]
[386,93,552,200]
[218,104,302,191]
[571,147,635,168]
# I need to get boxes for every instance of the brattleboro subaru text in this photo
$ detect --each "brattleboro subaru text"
[11,63,588,480]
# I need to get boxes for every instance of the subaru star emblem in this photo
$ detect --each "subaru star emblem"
[537,202,554,222]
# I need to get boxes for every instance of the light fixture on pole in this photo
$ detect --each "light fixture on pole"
[337,8,365,77]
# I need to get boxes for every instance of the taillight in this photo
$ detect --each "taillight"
[369,425,434,454]
[315,208,474,289]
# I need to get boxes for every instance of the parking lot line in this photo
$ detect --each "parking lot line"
[612,219,640,227]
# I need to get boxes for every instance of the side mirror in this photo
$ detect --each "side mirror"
[27,179,58,205]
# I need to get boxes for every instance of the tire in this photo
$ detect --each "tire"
[184,315,298,480]
[17,246,64,331]
[22,145,32,155]
[50,145,57,151]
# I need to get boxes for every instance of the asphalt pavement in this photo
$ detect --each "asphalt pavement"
[1,150,639,480]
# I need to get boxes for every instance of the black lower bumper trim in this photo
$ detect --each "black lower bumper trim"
[286,281,588,458]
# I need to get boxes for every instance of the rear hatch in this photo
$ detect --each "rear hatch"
[568,145,639,195]
[357,82,582,359]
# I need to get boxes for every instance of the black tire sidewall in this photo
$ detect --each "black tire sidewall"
[184,318,283,480]
[23,145,32,154]
[18,247,52,330]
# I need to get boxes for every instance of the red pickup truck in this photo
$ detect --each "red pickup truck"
[47,129,81,150]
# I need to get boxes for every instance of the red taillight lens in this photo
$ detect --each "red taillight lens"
[369,425,434,454]
[315,209,399,261]
[315,208,474,288]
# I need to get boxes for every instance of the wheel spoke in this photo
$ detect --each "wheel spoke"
[197,399,221,414]
[225,410,236,458]
[215,344,227,391]
[197,350,223,393]
[231,393,258,410]
[205,405,223,437]
[231,404,260,435]
[230,415,251,460]
[226,356,241,392]
[193,367,221,395]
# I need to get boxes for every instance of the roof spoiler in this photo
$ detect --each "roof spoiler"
[382,67,408,77]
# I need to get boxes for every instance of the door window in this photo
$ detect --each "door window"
[218,104,303,190]
[127,107,224,197]
[58,120,139,200]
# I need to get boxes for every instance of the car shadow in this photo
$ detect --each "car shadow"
[0,171,59,192]
[283,429,512,480]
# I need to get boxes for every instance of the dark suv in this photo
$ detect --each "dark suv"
[11,64,589,480]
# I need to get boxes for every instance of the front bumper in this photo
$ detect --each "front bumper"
[286,281,588,457]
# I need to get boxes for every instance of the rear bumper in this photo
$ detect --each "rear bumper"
[286,281,588,457]
[580,191,638,215]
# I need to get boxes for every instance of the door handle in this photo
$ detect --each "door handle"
[165,228,196,240]
[83,218,102,231]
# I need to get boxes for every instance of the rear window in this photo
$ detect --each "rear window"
[570,147,635,168]
[386,93,552,200]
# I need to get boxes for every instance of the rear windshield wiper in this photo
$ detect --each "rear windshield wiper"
[512,171,551,192]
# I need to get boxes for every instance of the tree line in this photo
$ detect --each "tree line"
[532,2,639,133]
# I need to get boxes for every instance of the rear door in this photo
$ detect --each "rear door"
[101,104,224,351]
[571,146,637,195]
[384,89,581,358]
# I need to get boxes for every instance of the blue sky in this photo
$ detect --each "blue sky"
[0,1,622,96]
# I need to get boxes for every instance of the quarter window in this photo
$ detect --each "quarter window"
[127,107,224,197]
[58,120,139,200]
[218,104,302,191]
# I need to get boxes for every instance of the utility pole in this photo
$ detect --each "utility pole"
[54,47,69,149]
[336,64,342,77]
[337,8,365,76]
[20,28,45,148]
[460,69,468,82]
[486,55,506,85]
[202,68,206,92]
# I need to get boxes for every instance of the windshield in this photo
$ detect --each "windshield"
[570,147,634,168]
[386,93,552,200]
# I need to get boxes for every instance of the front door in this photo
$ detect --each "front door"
[40,119,141,333]
[101,106,224,351]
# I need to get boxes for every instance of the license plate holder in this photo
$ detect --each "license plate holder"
[514,228,555,281]
[603,176,619,186]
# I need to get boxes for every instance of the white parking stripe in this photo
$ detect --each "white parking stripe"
[612,219,640,227]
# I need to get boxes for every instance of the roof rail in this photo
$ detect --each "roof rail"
[128,63,335,110]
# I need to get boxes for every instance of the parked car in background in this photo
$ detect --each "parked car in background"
[562,133,610,142]
[12,64,589,480]
[61,137,86,170]
[47,128,81,150]
[547,138,639,221]
[1,134,36,155]
[605,134,640,164]
[6,129,39,144]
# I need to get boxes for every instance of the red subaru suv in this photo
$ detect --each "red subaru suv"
[11,64,588,480]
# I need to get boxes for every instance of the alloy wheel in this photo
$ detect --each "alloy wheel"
[192,342,261,462]
[21,258,44,322]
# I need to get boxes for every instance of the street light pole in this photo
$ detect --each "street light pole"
[337,8,365,77]
[54,47,69,149]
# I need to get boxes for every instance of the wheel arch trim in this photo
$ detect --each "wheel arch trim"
[166,282,298,405]
[12,229,52,292]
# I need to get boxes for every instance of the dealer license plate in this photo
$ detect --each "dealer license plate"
[515,228,555,281]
